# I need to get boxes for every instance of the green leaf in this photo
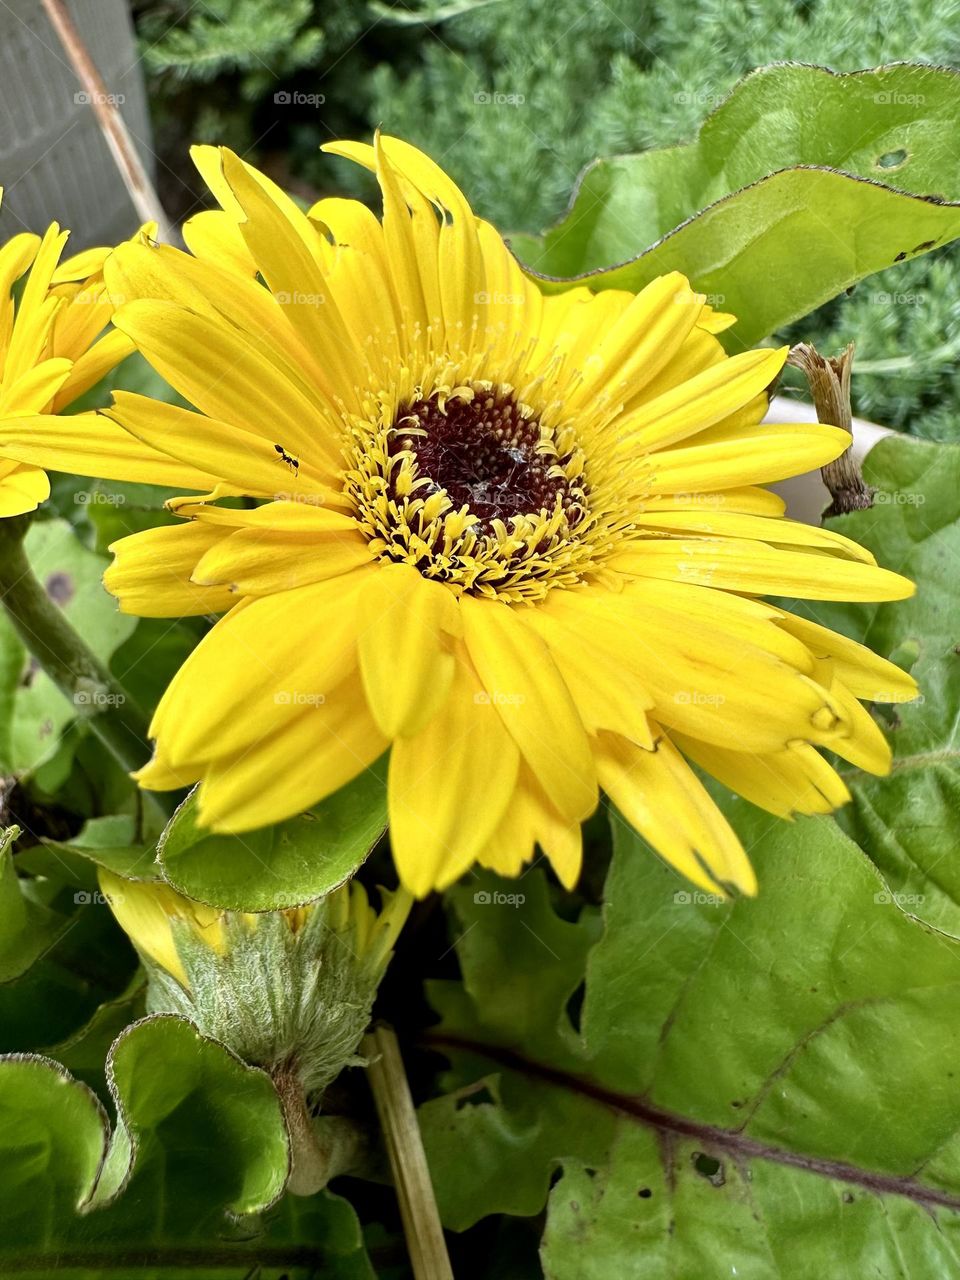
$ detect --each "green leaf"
[0,519,137,775]
[0,909,136,1056]
[794,434,960,935]
[421,807,960,1274]
[520,63,960,346]
[38,814,161,882]
[0,826,67,982]
[158,765,388,910]
[0,1054,109,1233]
[92,1014,289,1213]
[0,1015,373,1277]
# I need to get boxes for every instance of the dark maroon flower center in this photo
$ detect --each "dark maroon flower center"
[389,388,577,533]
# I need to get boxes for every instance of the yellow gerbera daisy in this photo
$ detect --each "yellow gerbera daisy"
[0,201,138,517]
[0,138,917,898]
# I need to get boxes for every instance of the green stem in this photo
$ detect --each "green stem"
[0,515,155,780]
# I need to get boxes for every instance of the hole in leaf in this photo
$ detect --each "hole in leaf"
[566,980,586,1034]
[638,1187,653,1199]
[693,1152,725,1186]
[453,1082,496,1111]
[876,148,908,170]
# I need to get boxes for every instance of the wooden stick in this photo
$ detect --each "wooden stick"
[364,1026,454,1280]
[40,0,171,240]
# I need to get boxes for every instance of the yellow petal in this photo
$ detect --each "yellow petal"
[477,765,583,889]
[52,330,136,412]
[613,537,913,601]
[105,522,236,617]
[461,595,597,823]
[388,645,520,896]
[674,732,850,818]
[99,869,225,987]
[357,563,462,737]
[197,669,387,831]
[148,571,374,769]
[0,463,50,517]
[219,150,368,408]
[182,209,257,277]
[597,731,756,896]
[633,508,877,564]
[776,612,920,703]
[0,411,217,490]
[617,346,787,452]
[191,510,372,596]
[0,357,72,414]
[111,300,343,474]
[647,423,852,493]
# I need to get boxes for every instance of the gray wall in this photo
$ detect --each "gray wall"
[0,0,154,249]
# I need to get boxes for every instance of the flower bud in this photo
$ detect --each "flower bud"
[99,870,410,1097]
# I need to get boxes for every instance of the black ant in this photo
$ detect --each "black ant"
[274,444,300,474]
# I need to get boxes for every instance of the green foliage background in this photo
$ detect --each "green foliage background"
[136,0,960,437]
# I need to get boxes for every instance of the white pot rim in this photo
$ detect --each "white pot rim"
[766,395,893,526]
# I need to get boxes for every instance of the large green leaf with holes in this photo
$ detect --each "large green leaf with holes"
[791,434,960,936]
[420,806,960,1276]
[516,63,960,347]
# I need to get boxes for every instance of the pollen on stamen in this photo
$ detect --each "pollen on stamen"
[342,375,633,602]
